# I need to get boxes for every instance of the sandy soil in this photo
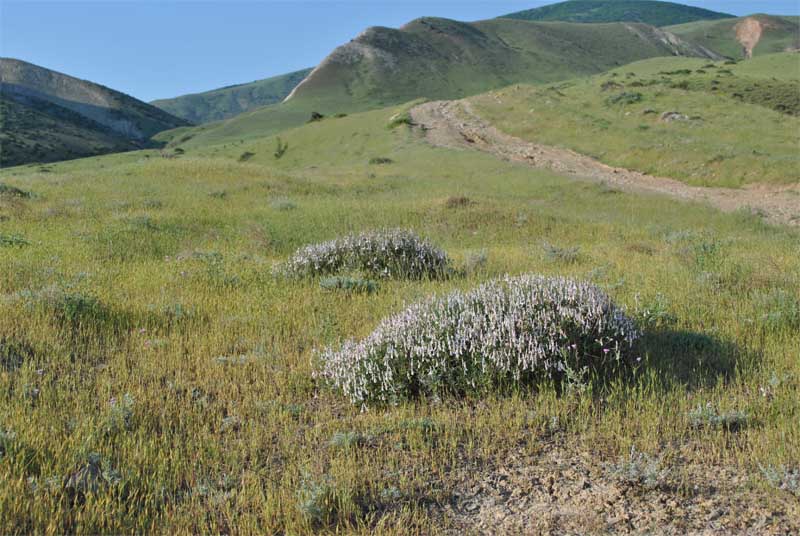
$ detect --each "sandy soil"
[410,100,800,227]
[438,437,800,536]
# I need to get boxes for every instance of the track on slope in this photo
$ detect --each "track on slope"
[410,100,800,227]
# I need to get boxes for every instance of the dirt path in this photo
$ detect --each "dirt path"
[410,100,800,227]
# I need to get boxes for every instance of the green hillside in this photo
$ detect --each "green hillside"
[470,52,800,188]
[173,17,720,148]
[0,58,188,167]
[667,15,800,59]
[151,68,313,124]
[503,0,733,26]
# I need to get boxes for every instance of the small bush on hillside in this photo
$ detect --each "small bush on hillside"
[276,229,451,280]
[15,287,108,326]
[462,249,488,275]
[760,465,800,498]
[320,276,378,294]
[296,473,342,527]
[387,112,413,129]
[754,289,800,332]
[308,112,325,123]
[0,183,32,198]
[274,137,289,159]
[444,196,473,209]
[316,274,639,406]
[0,336,34,373]
[0,234,30,247]
[607,446,668,490]
[688,404,749,431]
[368,157,394,165]
[270,198,297,211]
[542,242,580,264]
[606,92,643,106]
[238,151,255,162]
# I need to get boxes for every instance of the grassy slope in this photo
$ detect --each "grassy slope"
[666,15,800,59]
[503,0,734,26]
[151,68,313,124]
[173,18,717,149]
[470,53,800,188]
[0,98,798,533]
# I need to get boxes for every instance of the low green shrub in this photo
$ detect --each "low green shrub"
[0,183,32,198]
[320,276,378,294]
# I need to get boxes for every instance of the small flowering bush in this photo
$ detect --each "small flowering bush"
[316,274,639,406]
[276,229,451,279]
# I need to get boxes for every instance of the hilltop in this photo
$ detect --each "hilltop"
[667,15,800,59]
[502,0,734,27]
[151,68,313,124]
[176,17,720,148]
[0,58,188,167]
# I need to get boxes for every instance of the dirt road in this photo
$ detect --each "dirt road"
[411,100,800,227]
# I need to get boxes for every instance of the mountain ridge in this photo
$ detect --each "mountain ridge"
[0,58,188,167]
[502,0,735,26]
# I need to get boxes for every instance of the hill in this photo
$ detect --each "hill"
[502,0,734,27]
[666,15,800,59]
[0,58,188,167]
[151,68,313,124]
[175,17,721,148]
[468,52,800,188]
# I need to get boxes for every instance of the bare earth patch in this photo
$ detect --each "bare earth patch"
[411,100,800,227]
[439,438,800,535]
[735,17,765,59]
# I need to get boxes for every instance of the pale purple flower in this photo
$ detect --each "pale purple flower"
[316,274,639,406]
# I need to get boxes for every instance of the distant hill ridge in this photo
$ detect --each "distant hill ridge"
[0,58,188,167]
[173,16,721,149]
[503,0,734,27]
[284,17,720,105]
[151,68,313,124]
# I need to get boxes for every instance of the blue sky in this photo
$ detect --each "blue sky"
[1,1,797,102]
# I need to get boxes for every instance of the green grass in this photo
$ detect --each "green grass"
[503,0,734,26]
[471,53,800,187]
[0,99,798,533]
[151,68,313,124]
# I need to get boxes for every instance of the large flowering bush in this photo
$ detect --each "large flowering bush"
[316,274,639,406]
[276,229,451,279]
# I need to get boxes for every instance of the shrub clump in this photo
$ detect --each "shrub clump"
[320,276,378,294]
[277,229,450,280]
[316,274,639,406]
[0,183,32,198]
[606,92,643,106]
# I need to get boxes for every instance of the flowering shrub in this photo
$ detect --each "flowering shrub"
[276,229,451,279]
[316,274,639,406]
